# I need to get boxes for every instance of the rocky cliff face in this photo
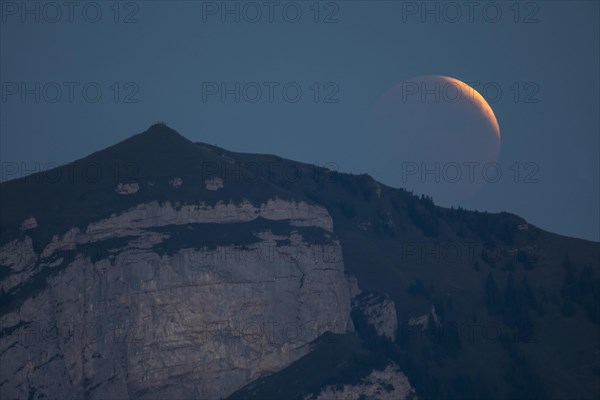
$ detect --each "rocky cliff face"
[20,123,599,399]
[305,363,416,400]
[352,292,398,341]
[0,133,354,400]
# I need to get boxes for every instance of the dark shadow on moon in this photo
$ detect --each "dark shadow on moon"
[365,75,501,207]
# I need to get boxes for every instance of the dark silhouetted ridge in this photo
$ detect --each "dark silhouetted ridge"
[0,124,301,245]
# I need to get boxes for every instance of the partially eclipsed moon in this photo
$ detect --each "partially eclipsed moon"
[433,75,500,140]
[368,75,502,206]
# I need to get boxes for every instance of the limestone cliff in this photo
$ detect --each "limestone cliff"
[305,363,416,400]
[0,198,352,399]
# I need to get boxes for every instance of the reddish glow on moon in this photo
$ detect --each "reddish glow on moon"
[433,75,501,140]
[368,75,502,206]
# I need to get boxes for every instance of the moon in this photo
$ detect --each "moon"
[368,75,501,207]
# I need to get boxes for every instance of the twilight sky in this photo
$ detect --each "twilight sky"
[1,1,599,241]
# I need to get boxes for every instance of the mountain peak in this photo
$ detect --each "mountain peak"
[145,122,180,136]
[134,122,190,145]
[96,123,196,163]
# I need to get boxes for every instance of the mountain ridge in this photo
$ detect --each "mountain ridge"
[1,124,599,399]
[2,122,594,244]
